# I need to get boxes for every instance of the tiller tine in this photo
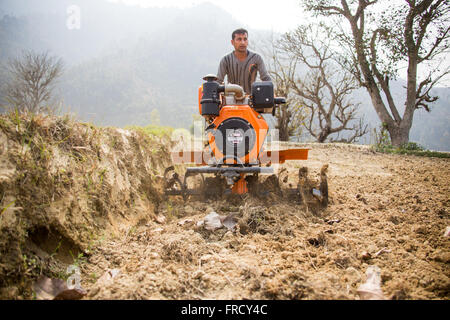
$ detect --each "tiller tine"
[163,166,205,201]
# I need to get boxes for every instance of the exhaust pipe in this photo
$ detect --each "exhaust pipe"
[225,84,244,99]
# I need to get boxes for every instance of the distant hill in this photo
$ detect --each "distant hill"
[57,2,244,128]
[0,0,448,150]
[0,0,187,63]
[0,0,243,128]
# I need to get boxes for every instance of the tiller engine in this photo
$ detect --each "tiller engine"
[164,75,328,205]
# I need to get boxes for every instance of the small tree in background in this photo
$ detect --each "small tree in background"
[267,49,308,141]
[279,24,368,143]
[257,35,308,142]
[2,50,63,113]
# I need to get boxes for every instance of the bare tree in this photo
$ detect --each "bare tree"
[3,51,63,113]
[267,49,308,141]
[303,0,450,146]
[280,24,368,143]
[257,35,308,141]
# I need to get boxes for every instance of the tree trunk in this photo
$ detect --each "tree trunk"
[317,126,330,143]
[387,123,410,147]
[279,125,290,141]
[276,105,291,141]
[346,8,415,149]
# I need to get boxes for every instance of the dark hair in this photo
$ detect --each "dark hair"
[232,28,248,40]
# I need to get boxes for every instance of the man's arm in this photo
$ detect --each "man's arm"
[217,57,227,84]
[257,54,271,82]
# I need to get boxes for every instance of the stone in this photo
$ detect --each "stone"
[204,212,223,231]
[97,269,120,284]
[178,218,194,227]
[361,251,372,260]
[221,214,238,231]
[444,226,450,237]
[155,214,166,224]
[184,205,194,215]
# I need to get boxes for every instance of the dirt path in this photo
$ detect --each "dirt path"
[82,144,450,299]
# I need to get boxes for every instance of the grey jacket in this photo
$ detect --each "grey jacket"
[217,50,271,94]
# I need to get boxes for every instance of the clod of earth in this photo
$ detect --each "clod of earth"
[33,275,87,300]
[97,269,120,285]
[221,214,238,232]
[178,218,194,227]
[155,215,166,224]
[361,251,372,260]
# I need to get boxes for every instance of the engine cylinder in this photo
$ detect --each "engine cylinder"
[214,117,256,159]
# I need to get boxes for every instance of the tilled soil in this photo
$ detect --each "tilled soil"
[82,144,450,300]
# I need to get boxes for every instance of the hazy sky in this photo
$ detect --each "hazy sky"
[106,0,307,33]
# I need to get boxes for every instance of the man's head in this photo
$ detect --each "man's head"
[231,28,248,54]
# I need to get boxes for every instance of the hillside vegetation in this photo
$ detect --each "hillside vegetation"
[0,112,171,297]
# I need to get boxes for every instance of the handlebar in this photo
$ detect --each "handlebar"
[274,97,286,105]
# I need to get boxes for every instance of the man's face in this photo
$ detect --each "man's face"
[231,33,248,53]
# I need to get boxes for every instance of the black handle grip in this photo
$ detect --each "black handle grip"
[274,97,286,105]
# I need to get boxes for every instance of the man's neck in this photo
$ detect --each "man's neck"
[233,50,248,61]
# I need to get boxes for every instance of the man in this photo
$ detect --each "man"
[217,28,271,95]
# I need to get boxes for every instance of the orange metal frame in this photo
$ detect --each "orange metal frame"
[171,148,309,165]
[175,87,309,166]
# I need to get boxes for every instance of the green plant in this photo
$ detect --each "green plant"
[373,123,390,146]
[0,117,8,130]
[165,201,174,220]
[98,168,108,186]
[400,142,424,151]
[126,124,174,139]
[110,135,118,148]
[13,108,21,130]
[85,175,94,192]
[53,269,69,281]
[1,200,16,217]
[49,240,62,259]
[69,251,87,267]
[127,226,137,237]
[373,140,450,158]
[55,132,73,146]
[22,254,38,276]
[89,272,98,283]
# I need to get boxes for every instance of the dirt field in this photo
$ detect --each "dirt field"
[0,114,448,300]
[81,143,450,300]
